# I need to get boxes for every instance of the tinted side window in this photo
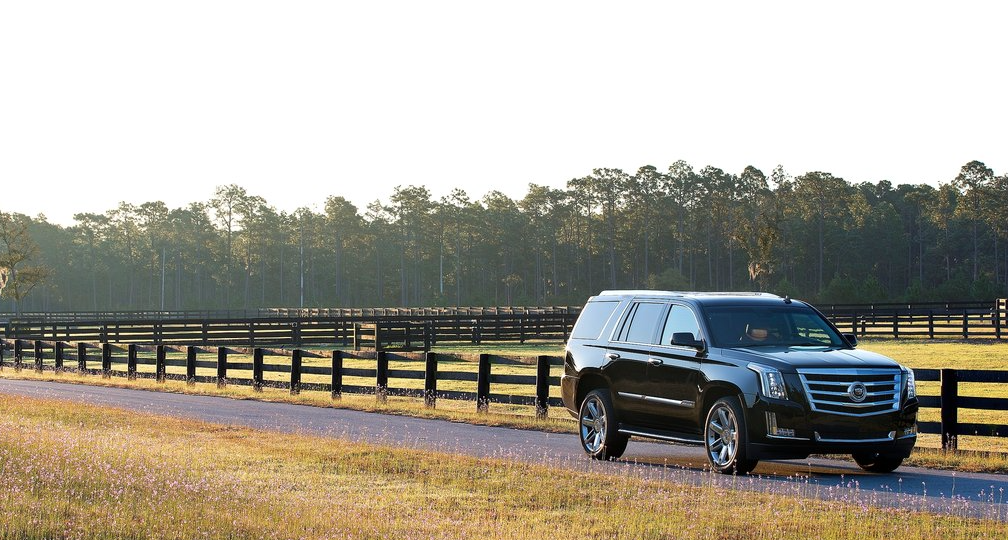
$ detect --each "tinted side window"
[570,300,620,340]
[615,302,665,344]
[659,304,701,345]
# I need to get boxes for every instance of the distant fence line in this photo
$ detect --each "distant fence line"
[0,306,580,323]
[1,300,1006,344]
[1,338,1003,450]
[0,314,577,351]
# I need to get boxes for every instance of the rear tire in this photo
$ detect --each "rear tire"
[704,396,758,474]
[578,389,629,460]
[852,452,904,473]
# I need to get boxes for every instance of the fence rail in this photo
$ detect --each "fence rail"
[1,338,1005,450]
[0,338,564,415]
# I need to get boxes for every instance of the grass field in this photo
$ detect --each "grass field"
[1,394,1004,539]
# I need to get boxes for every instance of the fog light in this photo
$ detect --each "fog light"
[766,412,796,438]
[900,424,917,437]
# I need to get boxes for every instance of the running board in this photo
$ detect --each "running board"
[618,426,703,446]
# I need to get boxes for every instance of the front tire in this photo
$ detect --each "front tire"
[852,452,904,473]
[704,396,757,474]
[578,389,629,460]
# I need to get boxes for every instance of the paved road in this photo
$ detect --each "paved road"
[2,378,1006,520]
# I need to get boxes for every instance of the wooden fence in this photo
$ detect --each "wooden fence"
[0,338,562,416]
[818,300,1008,340]
[914,368,1008,449]
[0,306,579,322]
[1,338,1005,450]
[0,314,578,350]
[2,300,1007,346]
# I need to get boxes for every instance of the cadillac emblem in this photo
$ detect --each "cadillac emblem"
[847,382,867,403]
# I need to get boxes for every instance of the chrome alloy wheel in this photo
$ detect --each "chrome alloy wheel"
[706,402,740,468]
[580,394,607,453]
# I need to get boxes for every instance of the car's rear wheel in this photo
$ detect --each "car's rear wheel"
[852,452,904,473]
[579,389,629,460]
[704,396,757,474]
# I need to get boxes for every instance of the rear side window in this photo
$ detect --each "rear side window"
[614,302,665,344]
[570,300,620,340]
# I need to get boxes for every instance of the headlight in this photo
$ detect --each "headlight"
[903,367,916,399]
[748,363,788,400]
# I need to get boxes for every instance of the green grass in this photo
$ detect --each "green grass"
[1,394,1005,539]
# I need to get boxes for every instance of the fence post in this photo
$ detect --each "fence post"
[248,322,255,347]
[101,343,111,378]
[376,351,388,403]
[127,344,137,380]
[77,342,87,372]
[0,339,4,370]
[290,349,302,395]
[477,353,490,413]
[252,348,264,392]
[424,351,438,408]
[892,316,899,339]
[928,311,935,339]
[940,368,958,451]
[34,340,43,372]
[331,350,343,400]
[995,303,1002,340]
[186,346,197,385]
[156,345,166,383]
[962,310,969,339]
[216,347,227,388]
[851,312,858,334]
[535,355,550,419]
[14,340,23,371]
[54,342,64,372]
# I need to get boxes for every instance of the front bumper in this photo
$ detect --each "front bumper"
[747,395,919,460]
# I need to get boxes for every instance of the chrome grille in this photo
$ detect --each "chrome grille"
[797,368,902,417]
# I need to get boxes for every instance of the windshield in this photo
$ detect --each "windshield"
[703,305,846,348]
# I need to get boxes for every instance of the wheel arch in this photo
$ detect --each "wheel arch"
[698,382,747,425]
[575,370,610,411]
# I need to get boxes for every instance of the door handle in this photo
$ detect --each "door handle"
[647,357,664,366]
[605,352,621,361]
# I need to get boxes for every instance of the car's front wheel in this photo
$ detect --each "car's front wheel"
[704,396,758,474]
[852,452,904,473]
[579,389,629,460]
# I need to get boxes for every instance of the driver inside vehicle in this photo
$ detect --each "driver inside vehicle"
[746,325,769,342]
[740,320,784,344]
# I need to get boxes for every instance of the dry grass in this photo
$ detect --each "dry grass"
[1,394,1005,539]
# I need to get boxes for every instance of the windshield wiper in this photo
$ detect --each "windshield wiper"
[787,342,831,347]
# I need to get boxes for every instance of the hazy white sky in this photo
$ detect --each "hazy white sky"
[1,1,1005,226]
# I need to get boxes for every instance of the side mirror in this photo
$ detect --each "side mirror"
[672,332,705,351]
[842,333,858,347]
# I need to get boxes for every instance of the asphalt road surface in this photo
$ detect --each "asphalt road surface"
[2,378,1006,520]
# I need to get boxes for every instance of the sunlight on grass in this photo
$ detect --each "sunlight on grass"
[1,395,1005,539]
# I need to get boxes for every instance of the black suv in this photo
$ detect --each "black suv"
[561,291,918,474]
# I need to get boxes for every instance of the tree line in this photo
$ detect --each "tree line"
[1,160,1005,314]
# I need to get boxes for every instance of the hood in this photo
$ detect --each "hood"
[716,345,901,372]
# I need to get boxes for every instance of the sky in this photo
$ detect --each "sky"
[1,1,1006,226]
